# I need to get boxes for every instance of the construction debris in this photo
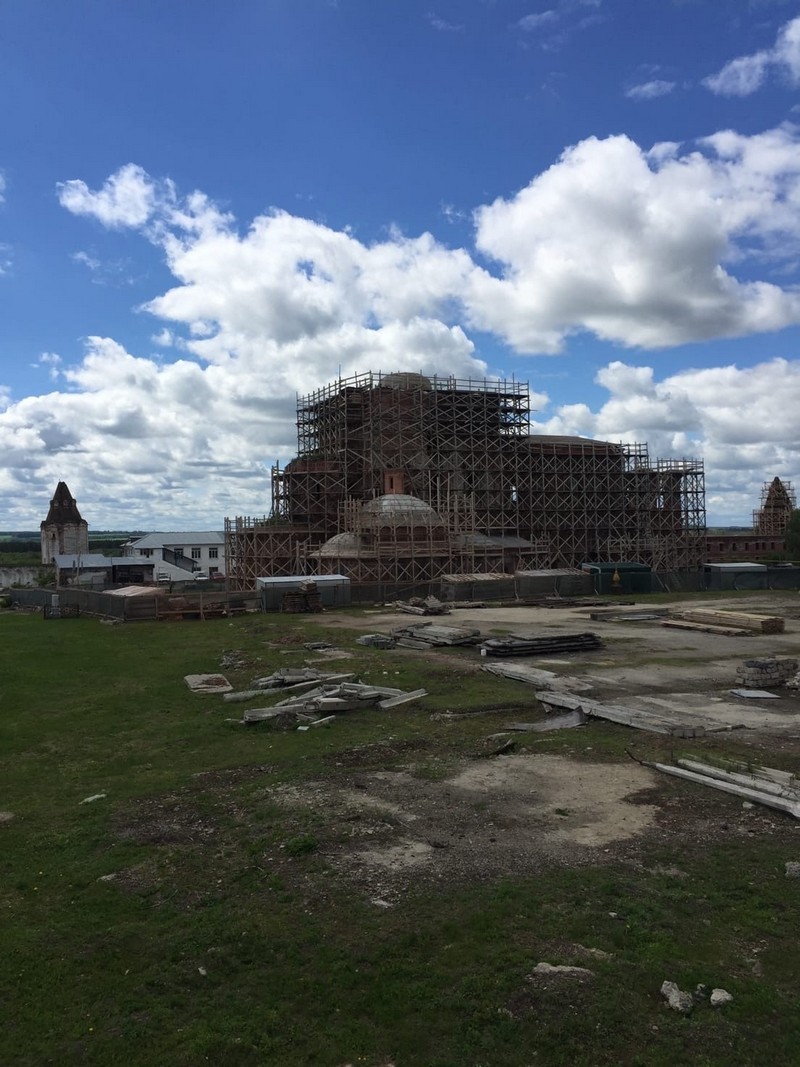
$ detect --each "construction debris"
[644,757,800,819]
[505,710,587,732]
[661,981,694,1015]
[529,962,595,981]
[241,681,427,727]
[736,657,797,688]
[536,691,735,738]
[710,989,734,1008]
[356,633,397,649]
[588,607,669,622]
[391,622,482,649]
[481,633,602,657]
[669,609,785,634]
[223,669,356,702]
[661,619,752,637]
[394,595,450,616]
[184,673,234,693]
[729,689,779,699]
[481,661,593,692]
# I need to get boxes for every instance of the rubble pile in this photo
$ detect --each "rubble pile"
[394,595,450,617]
[242,681,427,727]
[736,657,798,689]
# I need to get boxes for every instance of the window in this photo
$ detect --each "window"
[174,548,184,558]
[139,548,153,557]
[209,547,218,559]
[191,548,202,560]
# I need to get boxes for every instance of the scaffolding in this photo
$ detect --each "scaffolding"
[754,477,796,535]
[226,372,706,589]
[273,371,530,539]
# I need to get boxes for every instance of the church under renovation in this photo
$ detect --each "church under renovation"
[224,372,707,591]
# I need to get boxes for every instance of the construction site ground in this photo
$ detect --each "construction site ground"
[3,590,800,1066]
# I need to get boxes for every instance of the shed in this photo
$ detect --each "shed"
[704,562,767,591]
[580,561,652,594]
[256,574,351,612]
[515,569,594,598]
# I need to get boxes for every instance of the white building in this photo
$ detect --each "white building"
[123,532,226,580]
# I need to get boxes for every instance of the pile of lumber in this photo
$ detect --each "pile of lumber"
[480,632,602,658]
[664,609,784,636]
[645,757,800,819]
[391,622,483,648]
[241,681,427,726]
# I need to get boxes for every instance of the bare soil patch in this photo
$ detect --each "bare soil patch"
[271,753,659,902]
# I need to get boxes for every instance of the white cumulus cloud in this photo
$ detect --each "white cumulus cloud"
[705,15,800,96]
[467,125,800,352]
[4,127,800,526]
[625,79,676,100]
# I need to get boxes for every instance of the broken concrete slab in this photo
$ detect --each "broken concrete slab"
[529,962,594,980]
[535,690,720,738]
[481,661,593,692]
[730,689,780,699]
[184,673,233,693]
[676,759,800,800]
[647,761,800,819]
[505,710,588,733]
[356,633,397,648]
[378,688,427,710]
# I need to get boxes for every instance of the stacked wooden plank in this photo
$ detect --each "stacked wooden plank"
[665,609,784,635]
[391,622,483,649]
[481,633,602,657]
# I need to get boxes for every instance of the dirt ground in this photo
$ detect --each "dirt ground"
[117,591,800,908]
[271,753,661,904]
[264,589,800,903]
[329,592,800,735]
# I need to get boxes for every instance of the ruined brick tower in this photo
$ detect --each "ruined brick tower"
[40,482,89,563]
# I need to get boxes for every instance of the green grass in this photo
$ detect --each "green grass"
[2,610,800,1065]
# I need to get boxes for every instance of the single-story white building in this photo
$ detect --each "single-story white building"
[55,554,156,586]
[123,532,226,581]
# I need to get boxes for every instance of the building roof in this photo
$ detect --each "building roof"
[361,494,443,525]
[704,562,767,571]
[128,531,224,549]
[42,481,86,526]
[256,574,349,586]
[523,434,623,451]
[458,533,534,549]
[55,554,156,568]
[314,532,363,557]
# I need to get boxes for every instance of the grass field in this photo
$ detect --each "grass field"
[2,608,800,1066]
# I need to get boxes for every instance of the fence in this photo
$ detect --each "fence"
[8,587,257,621]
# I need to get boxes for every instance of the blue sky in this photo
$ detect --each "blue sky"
[2,0,800,528]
